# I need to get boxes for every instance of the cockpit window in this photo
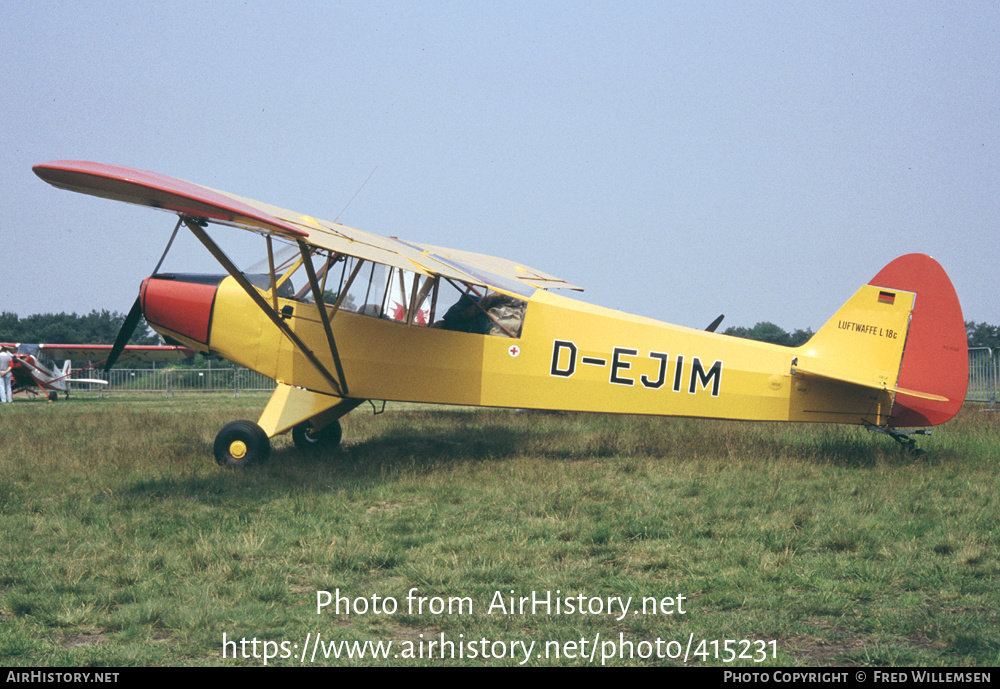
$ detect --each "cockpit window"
[255,243,528,338]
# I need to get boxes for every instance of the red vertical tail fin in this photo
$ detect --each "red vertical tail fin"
[869,254,967,427]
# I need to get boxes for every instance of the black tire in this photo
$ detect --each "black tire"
[292,420,343,455]
[214,420,271,468]
[47,391,58,401]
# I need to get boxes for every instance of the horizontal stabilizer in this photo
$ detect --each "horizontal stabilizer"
[792,366,949,402]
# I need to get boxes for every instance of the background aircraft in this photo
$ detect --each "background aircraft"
[2,342,193,400]
[32,161,968,465]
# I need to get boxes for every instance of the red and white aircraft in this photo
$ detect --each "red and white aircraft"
[2,343,193,400]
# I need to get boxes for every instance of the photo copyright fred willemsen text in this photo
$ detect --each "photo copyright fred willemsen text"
[220,588,779,664]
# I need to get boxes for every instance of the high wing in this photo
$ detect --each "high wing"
[32,160,582,296]
[3,342,192,363]
[34,344,194,363]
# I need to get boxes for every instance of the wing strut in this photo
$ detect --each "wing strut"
[152,217,183,276]
[329,259,365,316]
[183,218,346,397]
[297,240,350,396]
[265,235,278,312]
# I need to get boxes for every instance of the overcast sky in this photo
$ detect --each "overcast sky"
[3,1,997,332]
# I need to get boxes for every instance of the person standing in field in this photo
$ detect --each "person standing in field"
[0,346,13,403]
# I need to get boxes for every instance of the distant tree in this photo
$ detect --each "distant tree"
[322,289,357,311]
[723,322,813,347]
[0,311,159,345]
[0,312,18,340]
[724,318,1000,351]
[788,328,814,347]
[966,321,1000,350]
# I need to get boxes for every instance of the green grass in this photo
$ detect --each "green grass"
[1,395,997,666]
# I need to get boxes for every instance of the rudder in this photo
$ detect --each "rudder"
[869,254,967,427]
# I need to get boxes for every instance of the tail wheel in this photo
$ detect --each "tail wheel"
[47,391,58,401]
[214,420,270,468]
[292,420,343,454]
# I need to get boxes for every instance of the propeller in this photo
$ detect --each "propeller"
[104,296,144,372]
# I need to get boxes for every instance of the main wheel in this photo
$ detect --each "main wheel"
[214,420,271,468]
[292,420,343,455]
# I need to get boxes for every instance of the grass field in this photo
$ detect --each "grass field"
[1,394,997,667]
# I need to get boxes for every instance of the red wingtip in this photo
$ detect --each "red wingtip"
[869,254,968,427]
[34,160,308,238]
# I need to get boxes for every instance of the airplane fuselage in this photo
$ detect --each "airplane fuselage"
[144,274,900,429]
[8,350,70,398]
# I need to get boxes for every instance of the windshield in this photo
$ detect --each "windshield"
[163,225,530,338]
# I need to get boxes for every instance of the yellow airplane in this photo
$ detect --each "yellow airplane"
[33,161,969,466]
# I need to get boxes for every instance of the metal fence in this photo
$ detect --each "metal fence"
[968,347,998,408]
[74,367,276,396]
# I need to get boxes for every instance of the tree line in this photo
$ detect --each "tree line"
[2,310,997,351]
[725,320,999,350]
[0,311,159,346]
[965,321,1000,351]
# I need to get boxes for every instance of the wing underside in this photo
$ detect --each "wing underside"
[36,344,194,363]
[33,160,582,296]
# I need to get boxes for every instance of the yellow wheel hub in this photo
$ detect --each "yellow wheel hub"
[229,440,248,459]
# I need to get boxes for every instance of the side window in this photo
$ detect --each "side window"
[433,280,527,338]
[348,262,390,317]
[274,250,526,337]
[383,269,433,325]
